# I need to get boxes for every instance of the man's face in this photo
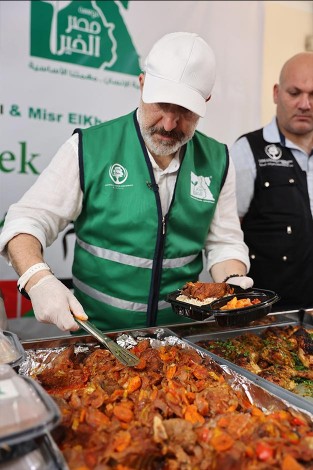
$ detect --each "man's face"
[273,57,313,138]
[138,101,199,157]
[137,76,200,158]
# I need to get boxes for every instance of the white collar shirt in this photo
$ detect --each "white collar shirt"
[147,149,180,216]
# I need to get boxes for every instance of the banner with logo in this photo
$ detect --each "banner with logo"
[0,0,264,317]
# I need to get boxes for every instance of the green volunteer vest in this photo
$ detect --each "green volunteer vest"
[73,111,228,331]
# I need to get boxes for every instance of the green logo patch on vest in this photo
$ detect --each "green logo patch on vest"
[190,171,215,202]
[109,163,128,185]
[30,0,141,75]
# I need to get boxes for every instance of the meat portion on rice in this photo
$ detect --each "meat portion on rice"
[181,282,234,302]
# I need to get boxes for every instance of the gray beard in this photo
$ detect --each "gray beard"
[137,105,196,157]
[140,128,183,156]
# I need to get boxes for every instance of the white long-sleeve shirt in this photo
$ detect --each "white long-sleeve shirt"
[0,132,250,273]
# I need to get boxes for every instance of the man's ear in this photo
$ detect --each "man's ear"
[139,73,145,91]
[273,83,279,104]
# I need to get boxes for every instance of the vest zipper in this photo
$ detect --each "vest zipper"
[146,158,183,327]
[147,213,167,327]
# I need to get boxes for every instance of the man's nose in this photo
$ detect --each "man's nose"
[162,112,180,131]
[299,93,312,110]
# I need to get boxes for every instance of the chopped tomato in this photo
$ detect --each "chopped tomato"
[166,364,177,379]
[113,404,134,423]
[112,430,131,452]
[184,404,205,424]
[196,426,211,443]
[124,375,141,393]
[291,416,306,426]
[211,431,234,451]
[256,441,274,461]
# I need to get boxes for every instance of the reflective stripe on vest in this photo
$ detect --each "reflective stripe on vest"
[76,236,199,269]
[73,275,170,311]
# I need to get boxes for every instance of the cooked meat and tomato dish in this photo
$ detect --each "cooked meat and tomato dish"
[29,339,313,469]
[197,325,313,397]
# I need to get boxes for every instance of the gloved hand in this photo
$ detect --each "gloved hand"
[28,275,88,331]
[226,275,254,290]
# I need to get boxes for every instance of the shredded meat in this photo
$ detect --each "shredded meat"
[181,281,234,301]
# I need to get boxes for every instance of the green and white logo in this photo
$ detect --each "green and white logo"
[109,163,128,185]
[30,0,141,75]
[190,172,215,202]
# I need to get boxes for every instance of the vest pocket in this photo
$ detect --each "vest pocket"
[245,225,295,263]
[259,172,297,188]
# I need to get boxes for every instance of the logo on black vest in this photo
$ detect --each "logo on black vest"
[264,144,282,160]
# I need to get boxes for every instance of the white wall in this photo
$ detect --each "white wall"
[261,0,313,125]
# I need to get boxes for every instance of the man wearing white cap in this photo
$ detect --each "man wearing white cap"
[0,32,253,332]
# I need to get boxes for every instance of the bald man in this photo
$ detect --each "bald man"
[230,52,313,312]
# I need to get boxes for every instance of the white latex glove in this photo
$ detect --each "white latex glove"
[28,274,88,331]
[0,296,8,331]
[226,276,254,290]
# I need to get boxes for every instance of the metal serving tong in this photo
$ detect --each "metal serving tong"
[75,318,139,367]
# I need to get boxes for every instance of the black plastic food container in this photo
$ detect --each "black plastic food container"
[209,289,280,326]
[167,288,280,327]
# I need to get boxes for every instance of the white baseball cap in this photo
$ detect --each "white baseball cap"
[142,32,216,118]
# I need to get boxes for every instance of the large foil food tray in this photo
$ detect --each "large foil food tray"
[19,326,313,418]
[181,320,313,413]
[17,326,313,469]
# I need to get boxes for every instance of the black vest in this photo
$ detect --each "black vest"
[242,129,313,311]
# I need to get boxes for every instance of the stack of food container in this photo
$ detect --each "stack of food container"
[0,329,67,469]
